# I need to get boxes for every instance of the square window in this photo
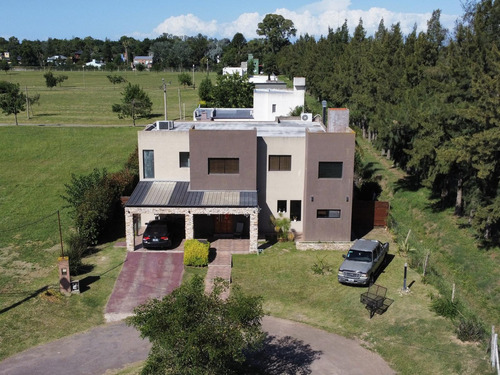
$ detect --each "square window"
[290,200,301,221]
[179,152,190,168]
[318,162,343,178]
[143,150,154,179]
[269,155,291,171]
[277,200,287,213]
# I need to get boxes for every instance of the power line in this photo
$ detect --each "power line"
[0,210,58,234]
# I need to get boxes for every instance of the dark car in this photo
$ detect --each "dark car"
[142,220,172,249]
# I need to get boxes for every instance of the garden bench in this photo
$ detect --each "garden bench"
[360,284,393,318]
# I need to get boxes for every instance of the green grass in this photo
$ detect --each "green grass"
[0,126,138,360]
[0,70,212,125]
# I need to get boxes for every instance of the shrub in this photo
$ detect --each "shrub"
[66,231,88,275]
[455,315,485,342]
[430,295,460,319]
[270,213,291,242]
[184,239,209,266]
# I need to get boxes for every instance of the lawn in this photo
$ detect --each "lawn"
[0,70,211,125]
[0,126,138,360]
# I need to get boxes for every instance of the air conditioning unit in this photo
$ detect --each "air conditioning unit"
[301,113,312,121]
[156,121,175,130]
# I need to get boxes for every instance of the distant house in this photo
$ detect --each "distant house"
[0,52,10,61]
[85,59,105,69]
[47,55,67,66]
[133,55,153,69]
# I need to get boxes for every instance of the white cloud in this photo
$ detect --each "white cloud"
[151,2,458,40]
[153,14,218,37]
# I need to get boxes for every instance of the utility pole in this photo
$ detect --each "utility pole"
[192,64,195,89]
[162,78,167,120]
[25,86,30,119]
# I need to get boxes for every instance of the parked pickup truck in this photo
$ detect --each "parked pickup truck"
[338,239,389,285]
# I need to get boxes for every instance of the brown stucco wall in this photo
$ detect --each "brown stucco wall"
[189,129,257,190]
[303,130,355,241]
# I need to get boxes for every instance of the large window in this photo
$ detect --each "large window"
[208,158,239,174]
[318,162,343,178]
[179,152,190,168]
[269,155,291,171]
[143,150,154,179]
[317,209,341,218]
[290,200,301,221]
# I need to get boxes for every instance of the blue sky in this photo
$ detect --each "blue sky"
[2,0,464,41]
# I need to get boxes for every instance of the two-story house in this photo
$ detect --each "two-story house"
[124,107,355,253]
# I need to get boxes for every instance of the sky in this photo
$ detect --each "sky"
[2,0,464,42]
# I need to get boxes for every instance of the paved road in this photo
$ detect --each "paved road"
[0,316,394,375]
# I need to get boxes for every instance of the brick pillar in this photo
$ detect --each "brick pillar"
[125,209,135,252]
[58,256,71,294]
[249,211,258,253]
[185,212,194,239]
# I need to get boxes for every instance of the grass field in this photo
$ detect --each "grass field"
[0,70,211,125]
[0,126,138,360]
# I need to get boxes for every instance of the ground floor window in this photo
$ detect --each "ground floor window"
[277,200,287,213]
[290,200,301,221]
[317,209,341,218]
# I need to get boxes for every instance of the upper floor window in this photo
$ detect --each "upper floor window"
[269,155,291,171]
[208,158,239,174]
[179,152,190,168]
[272,104,277,113]
[318,162,343,178]
[143,150,154,179]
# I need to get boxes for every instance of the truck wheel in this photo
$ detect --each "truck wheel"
[368,275,375,286]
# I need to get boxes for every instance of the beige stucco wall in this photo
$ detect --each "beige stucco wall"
[138,130,190,181]
[257,136,306,233]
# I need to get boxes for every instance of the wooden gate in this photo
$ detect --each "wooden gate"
[352,201,390,229]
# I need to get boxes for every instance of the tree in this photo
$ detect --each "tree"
[43,71,67,88]
[178,72,192,87]
[198,76,214,105]
[128,275,264,375]
[0,60,10,74]
[0,81,25,125]
[257,14,296,75]
[106,74,127,85]
[112,83,152,126]
[211,73,254,108]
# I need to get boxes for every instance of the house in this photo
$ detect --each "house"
[85,59,105,69]
[193,77,307,122]
[124,106,355,253]
[47,55,67,66]
[133,55,153,69]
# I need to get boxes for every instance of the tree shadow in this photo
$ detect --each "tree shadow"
[78,275,101,293]
[0,285,48,315]
[245,335,323,374]
[393,175,421,193]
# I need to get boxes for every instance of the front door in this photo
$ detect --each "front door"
[214,214,233,234]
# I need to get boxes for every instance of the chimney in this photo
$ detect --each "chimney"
[327,108,349,133]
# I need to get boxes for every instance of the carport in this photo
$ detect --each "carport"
[124,181,259,253]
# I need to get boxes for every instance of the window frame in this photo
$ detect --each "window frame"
[290,200,302,221]
[269,155,292,171]
[316,209,341,218]
[208,158,239,174]
[179,152,190,168]
[318,161,343,179]
[143,149,155,179]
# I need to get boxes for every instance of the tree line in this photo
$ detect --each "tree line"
[276,1,500,244]
[0,14,294,75]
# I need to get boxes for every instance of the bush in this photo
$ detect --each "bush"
[66,232,88,275]
[184,239,209,266]
[430,295,460,319]
[455,315,485,342]
[178,72,192,87]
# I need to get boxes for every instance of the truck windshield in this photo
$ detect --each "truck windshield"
[346,250,372,262]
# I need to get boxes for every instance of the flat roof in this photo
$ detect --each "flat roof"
[148,119,328,137]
